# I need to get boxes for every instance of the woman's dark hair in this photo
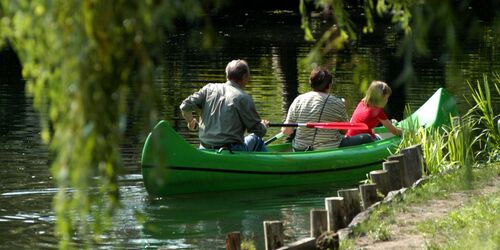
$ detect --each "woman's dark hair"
[309,67,333,92]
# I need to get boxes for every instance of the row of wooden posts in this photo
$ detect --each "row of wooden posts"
[225,144,425,250]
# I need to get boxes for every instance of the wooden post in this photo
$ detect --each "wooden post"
[264,221,284,250]
[225,232,241,250]
[387,154,408,187]
[337,188,361,224]
[383,160,403,191]
[359,183,379,209]
[401,145,423,186]
[310,209,328,238]
[369,170,390,196]
[324,197,346,232]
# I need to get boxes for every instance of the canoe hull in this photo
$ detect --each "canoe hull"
[141,88,458,196]
[142,130,399,196]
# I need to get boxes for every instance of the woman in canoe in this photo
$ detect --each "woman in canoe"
[281,67,348,151]
[340,80,402,147]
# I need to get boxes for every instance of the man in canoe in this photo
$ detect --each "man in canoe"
[180,59,269,151]
[281,67,348,151]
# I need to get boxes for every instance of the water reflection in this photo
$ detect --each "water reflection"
[139,183,342,249]
[0,189,57,249]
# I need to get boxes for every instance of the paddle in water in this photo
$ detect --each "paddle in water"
[264,132,285,145]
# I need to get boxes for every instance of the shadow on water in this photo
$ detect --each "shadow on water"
[0,45,25,137]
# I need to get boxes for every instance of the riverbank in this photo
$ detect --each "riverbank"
[342,162,499,249]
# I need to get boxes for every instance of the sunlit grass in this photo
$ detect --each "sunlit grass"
[419,190,500,249]
[340,162,499,249]
[367,222,391,242]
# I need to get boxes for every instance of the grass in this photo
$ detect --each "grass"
[419,190,500,249]
[340,162,499,249]
[367,222,391,242]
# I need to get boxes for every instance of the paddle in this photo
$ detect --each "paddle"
[264,122,368,145]
[269,122,368,130]
[264,132,285,145]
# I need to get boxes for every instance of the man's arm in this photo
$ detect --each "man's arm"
[180,86,207,131]
[237,96,267,137]
[181,110,199,131]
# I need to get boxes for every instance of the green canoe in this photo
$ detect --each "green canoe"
[141,88,458,197]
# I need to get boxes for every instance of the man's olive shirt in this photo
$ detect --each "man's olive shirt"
[180,81,267,147]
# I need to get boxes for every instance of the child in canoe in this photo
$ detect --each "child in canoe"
[340,80,402,147]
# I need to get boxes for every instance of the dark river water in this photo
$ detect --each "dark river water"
[0,9,499,249]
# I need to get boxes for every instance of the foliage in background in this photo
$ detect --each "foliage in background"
[300,0,496,91]
[0,0,224,248]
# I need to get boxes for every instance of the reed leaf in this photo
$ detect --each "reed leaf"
[421,127,447,174]
[465,74,500,162]
[443,116,475,169]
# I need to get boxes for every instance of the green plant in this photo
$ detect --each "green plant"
[397,105,421,151]
[465,74,500,162]
[442,116,474,169]
[241,238,256,250]
[339,238,356,250]
[419,127,447,174]
[396,105,450,175]
[368,222,391,242]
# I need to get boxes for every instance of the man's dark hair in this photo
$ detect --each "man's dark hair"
[309,67,333,92]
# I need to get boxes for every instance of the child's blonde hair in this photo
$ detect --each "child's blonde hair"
[364,81,392,107]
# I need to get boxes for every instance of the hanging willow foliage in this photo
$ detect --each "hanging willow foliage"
[0,0,224,248]
[300,0,492,90]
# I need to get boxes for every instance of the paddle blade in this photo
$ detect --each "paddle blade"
[306,122,368,130]
[264,132,285,145]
